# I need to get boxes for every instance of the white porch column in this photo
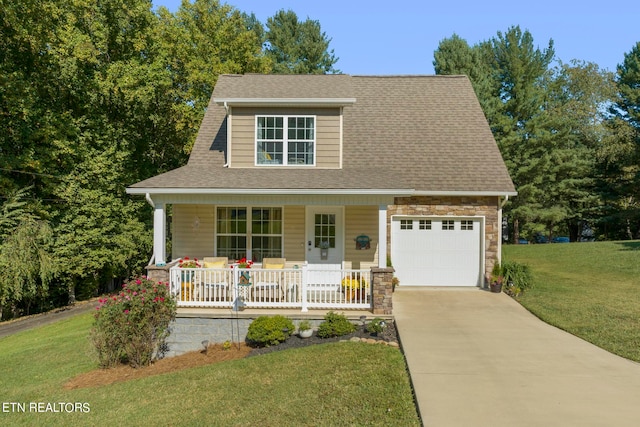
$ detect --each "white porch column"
[153,202,166,265]
[378,204,388,268]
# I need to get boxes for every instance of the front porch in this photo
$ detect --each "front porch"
[147,262,394,314]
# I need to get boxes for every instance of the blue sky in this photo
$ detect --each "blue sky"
[153,0,639,75]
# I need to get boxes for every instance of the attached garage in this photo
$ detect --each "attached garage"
[391,216,484,287]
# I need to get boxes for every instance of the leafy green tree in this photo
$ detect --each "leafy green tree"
[0,219,55,318]
[265,9,339,74]
[156,0,271,152]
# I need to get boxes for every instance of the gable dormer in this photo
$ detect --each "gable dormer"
[213,74,356,169]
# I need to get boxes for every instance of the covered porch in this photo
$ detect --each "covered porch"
[141,191,400,314]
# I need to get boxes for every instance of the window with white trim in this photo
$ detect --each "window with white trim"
[442,220,455,230]
[400,219,413,230]
[216,207,283,262]
[256,116,315,165]
[461,220,474,230]
[419,220,432,230]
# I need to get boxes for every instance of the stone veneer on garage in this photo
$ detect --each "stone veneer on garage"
[389,196,501,286]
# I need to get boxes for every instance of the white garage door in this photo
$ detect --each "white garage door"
[391,217,482,286]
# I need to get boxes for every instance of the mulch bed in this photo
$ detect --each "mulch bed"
[64,321,399,389]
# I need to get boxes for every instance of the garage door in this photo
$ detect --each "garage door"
[391,217,482,286]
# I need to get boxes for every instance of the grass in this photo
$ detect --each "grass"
[504,240,640,362]
[0,313,421,426]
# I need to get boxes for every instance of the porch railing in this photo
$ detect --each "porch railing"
[170,265,372,312]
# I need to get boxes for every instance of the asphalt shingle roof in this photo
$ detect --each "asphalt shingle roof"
[130,74,516,194]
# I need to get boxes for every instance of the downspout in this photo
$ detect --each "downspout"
[497,195,510,265]
[145,193,155,266]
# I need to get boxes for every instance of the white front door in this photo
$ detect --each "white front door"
[305,206,344,265]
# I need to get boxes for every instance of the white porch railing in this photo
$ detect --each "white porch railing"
[170,265,372,312]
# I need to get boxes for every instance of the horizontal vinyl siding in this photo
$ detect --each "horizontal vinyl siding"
[283,205,305,264]
[172,204,215,260]
[230,107,341,168]
[344,205,378,268]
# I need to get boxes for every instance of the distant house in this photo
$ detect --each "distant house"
[127,74,516,313]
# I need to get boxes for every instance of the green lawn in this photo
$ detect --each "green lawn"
[0,313,420,426]
[504,240,640,362]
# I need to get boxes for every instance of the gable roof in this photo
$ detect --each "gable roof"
[129,74,516,196]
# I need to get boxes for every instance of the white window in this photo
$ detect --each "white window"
[419,220,432,230]
[216,207,283,262]
[461,220,474,230]
[442,220,454,230]
[256,116,315,165]
[400,219,413,230]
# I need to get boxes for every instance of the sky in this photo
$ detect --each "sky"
[153,0,639,75]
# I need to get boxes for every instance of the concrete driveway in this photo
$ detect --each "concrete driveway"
[393,287,640,427]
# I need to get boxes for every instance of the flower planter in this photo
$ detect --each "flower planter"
[345,288,365,301]
[490,282,503,293]
[299,329,313,338]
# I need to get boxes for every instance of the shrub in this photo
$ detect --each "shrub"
[366,318,386,334]
[91,276,176,368]
[246,315,295,347]
[317,311,356,338]
[502,260,533,296]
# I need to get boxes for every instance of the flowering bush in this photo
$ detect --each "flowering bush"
[235,257,253,269]
[179,257,201,268]
[90,276,177,368]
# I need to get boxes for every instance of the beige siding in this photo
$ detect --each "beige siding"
[344,206,378,268]
[172,204,215,259]
[283,206,305,263]
[230,107,341,168]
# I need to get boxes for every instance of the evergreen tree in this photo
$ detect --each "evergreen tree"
[265,9,339,74]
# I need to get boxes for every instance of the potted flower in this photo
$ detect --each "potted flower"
[178,257,201,300]
[298,320,313,338]
[341,274,367,301]
[490,260,503,293]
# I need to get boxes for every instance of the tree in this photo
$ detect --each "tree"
[265,9,339,74]
[0,219,55,318]
[156,0,272,153]
[599,42,640,239]
[482,27,556,241]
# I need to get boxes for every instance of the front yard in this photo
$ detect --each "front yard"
[504,240,640,362]
[0,313,420,426]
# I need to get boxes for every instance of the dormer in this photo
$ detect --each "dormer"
[212,74,356,169]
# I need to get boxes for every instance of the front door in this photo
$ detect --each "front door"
[305,206,344,265]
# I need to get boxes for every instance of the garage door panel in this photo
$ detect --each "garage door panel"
[391,217,481,286]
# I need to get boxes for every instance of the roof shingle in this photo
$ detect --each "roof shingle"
[130,74,516,194]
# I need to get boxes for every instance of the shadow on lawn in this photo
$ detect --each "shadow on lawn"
[614,241,640,251]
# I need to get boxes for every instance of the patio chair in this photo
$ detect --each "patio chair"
[253,258,286,301]
[199,257,230,301]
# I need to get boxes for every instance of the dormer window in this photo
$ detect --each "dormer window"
[256,115,315,166]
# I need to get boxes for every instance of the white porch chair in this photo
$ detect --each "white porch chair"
[253,258,286,301]
[199,257,230,301]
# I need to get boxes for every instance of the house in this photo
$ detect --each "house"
[127,74,516,315]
